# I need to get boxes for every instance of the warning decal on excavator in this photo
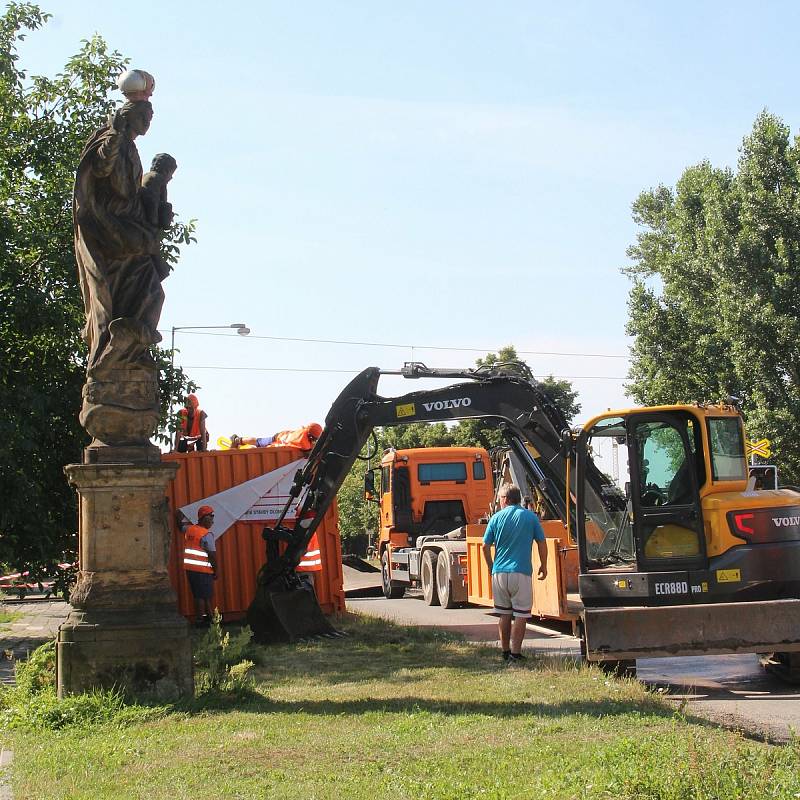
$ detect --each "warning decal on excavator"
[396,403,416,418]
[716,569,741,583]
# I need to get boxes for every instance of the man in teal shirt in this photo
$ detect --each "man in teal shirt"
[482,484,548,663]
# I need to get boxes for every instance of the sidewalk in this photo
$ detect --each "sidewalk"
[0,600,70,685]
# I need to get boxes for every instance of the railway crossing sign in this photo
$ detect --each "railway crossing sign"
[746,438,772,459]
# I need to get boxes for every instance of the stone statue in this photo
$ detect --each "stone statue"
[141,153,177,231]
[72,71,175,453]
[61,70,193,701]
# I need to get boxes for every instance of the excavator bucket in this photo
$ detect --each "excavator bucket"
[247,574,337,643]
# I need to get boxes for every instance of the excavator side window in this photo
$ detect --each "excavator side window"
[708,417,747,482]
[580,417,636,569]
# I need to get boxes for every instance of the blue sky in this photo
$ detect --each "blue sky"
[18,1,800,443]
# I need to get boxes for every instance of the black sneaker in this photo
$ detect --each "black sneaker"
[501,650,511,662]
[508,652,527,665]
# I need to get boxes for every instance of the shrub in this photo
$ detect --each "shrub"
[0,640,168,731]
[14,640,56,694]
[193,610,254,693]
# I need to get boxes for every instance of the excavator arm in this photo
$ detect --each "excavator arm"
[258,362,608,585]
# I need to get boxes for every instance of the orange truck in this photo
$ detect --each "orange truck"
[368,446,494,606]
[370,444,580,628]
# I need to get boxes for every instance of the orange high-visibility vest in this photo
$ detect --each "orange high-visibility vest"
[179,407,202,438]
[272,423,323,451]
[183,524,214,574]
[296,532,322,572]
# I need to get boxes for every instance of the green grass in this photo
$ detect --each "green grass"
[2,613,799,799]
[0,607,21,626]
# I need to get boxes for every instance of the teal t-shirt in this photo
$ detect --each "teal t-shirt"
[482,504,545,576]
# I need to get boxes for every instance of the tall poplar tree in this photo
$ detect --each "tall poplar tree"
[626,111,800,483]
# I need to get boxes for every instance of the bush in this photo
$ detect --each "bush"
[14,640,56,695]
[342,532,369,556]
[0,640,168,731]
[193,611,254,693]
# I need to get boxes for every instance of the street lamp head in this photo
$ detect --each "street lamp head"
[229,323,247,330]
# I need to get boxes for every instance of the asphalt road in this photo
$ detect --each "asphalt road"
[346,585,800,743]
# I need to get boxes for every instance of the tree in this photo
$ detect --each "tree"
[0,4,194,581]
[335,448,381,554]
[625,110,800,482]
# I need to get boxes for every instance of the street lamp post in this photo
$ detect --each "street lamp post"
[169,323,250,371]
[168,323,250,450]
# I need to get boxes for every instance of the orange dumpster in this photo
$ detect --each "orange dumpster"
[164,447,344,621]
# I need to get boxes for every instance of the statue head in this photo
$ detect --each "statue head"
[151,153,177,178]
[115,100,154,139]
[117,69,155,102]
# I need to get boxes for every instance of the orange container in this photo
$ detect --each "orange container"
[466,520,579,624]
[164,448,344,620]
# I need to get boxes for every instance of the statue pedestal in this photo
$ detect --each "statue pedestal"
[57,457,193,699]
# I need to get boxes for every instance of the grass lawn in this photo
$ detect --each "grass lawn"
[2,613,799,800]
[0,607,21,626]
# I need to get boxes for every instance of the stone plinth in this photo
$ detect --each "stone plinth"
[80,361,161,447]
[57,458,193,699]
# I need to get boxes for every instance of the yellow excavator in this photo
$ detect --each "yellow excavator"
[248,362,800,679]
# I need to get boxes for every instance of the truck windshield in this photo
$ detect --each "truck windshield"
[418,463,468,483]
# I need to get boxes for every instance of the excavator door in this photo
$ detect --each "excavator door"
[629,413,707,572]
[576,410,707,580]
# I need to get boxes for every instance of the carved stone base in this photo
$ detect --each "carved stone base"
[80,363,159,446]
[83,443,162,465]
[57,607,192,700]
[58,456,192,699]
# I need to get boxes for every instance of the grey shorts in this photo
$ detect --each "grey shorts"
[491,572,532,618]
[186,570,214,600]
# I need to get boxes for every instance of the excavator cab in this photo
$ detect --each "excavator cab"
[576,409,710,581]
[574,404,800,662]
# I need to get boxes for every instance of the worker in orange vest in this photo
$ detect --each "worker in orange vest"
[292,509,323,591]
[175,394,208,452]
[182,504,217,626]
[229,422,322,452]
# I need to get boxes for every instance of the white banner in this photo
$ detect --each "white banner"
[180,458,307,543]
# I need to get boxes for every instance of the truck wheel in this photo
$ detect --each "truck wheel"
[421,550,440,606]
[435,552,457,609]
[381,550,405,600]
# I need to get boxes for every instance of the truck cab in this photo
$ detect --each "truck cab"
[373,447,494,602]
